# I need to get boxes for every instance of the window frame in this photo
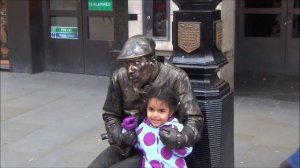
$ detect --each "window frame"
[143,0,170,41]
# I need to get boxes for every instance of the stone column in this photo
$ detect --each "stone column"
[171,0,234,167]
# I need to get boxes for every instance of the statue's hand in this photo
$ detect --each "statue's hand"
[159,125,195,149]
[120,130,137,146]
[106,119,136,147]
[159,126,185,149]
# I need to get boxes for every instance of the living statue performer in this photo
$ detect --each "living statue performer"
[88,35,204,168]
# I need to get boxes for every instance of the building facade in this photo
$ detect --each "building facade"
[1,0,299,89]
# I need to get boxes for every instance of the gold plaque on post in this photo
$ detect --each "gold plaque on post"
[215,20,223,51]
[178,22,201,53]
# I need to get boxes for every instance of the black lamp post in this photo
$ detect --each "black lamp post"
[170,0,234,167]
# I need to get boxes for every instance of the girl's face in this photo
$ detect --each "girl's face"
[147,98,173,127]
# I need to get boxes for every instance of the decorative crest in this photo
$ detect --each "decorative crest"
[215,20,223,51]
[178,22,201,53]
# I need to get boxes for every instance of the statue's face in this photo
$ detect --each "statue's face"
[123,56,154,88]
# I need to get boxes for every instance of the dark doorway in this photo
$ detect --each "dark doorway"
[43,0,119,76]
[236,0,299,77]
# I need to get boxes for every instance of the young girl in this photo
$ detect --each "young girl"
[122,87,193,168]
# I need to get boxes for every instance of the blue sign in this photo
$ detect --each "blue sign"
[51,33,78,39]
[51,26,78,39]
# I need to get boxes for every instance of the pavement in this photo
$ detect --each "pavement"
[1,71,299,168]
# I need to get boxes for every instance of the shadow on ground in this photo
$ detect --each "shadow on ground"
[235,72,299,102]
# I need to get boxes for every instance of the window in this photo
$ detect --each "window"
[245,0,281,8]
[50,0,77,11]
[50,17,78,39]
[143,0,170,40]
[244,14,280,37]
[88,16,114,40]
[292,14,300,38]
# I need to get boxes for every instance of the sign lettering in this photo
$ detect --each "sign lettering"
[88,0,113,11]
[51,26,78,40]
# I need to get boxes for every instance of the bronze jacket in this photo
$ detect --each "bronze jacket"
[103,60,203,149]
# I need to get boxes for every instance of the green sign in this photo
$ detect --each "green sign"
[51,26,78,39]
[88,0,113,11]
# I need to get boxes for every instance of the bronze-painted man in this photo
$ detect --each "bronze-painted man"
[88,35,204,168]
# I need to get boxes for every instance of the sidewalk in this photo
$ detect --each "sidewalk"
[1,71,299,167]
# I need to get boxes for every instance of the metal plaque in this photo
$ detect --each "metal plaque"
[215,20,223,51]
[178,22,201,53]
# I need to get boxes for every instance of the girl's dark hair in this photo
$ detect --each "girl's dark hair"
[143,86,180,113]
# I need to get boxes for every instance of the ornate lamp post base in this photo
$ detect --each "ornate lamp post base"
[171,1,234,167]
